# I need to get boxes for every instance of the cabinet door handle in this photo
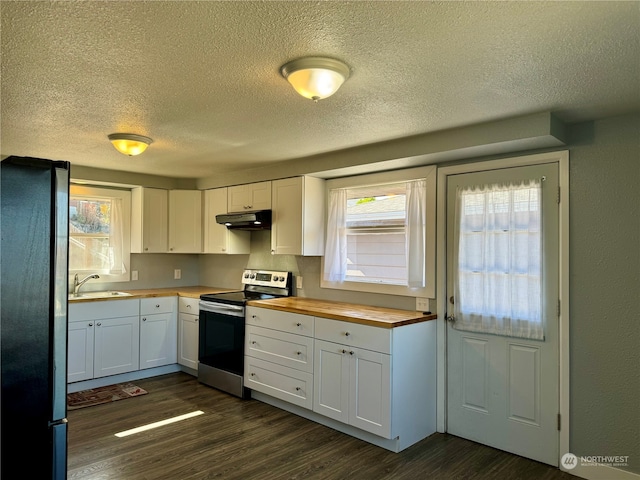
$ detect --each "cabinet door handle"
[97,322,102,327]
[251,341,257,345]
[295,387,301,391]
[349,351,355,356]
[156,304,160,308]
[296,351,302,355]
[344,332,351,337]
[142,317,147,321]
[88,323,93,327]
[250,372,256,377]
[341,349,347,354]
[252,315,257,319]
[186,304,191,309]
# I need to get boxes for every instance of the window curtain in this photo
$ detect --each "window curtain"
[108,197,127,275]
[323,188,347,282]
[453,179,543,340]
[406,179,426,288]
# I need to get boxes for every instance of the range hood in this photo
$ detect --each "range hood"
[215,210,272,230]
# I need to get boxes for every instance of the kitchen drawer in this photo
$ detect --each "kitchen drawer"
[140,296,176,315]
[246,306,314,337]
[246,325,313,373]
[314,317,391,354]
[244,356,313,410]
[178,296,199,314]
[69,298,139,321]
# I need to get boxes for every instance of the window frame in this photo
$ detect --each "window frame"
[321,165,436,298]
[69,184,132,283]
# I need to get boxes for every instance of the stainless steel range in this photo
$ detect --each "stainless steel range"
[198,269,292,398]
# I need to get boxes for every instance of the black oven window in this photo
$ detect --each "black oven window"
[199,311,245,376]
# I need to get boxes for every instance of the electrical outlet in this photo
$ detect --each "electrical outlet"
[131,271,138,281]
[416,297,429,312]
[296,276,303,289]
[174,269,181,280]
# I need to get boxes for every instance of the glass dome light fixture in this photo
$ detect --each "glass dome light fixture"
[108,133,153,156]
[280,57,350,102]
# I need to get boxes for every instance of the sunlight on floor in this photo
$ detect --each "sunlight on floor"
[114,410,205,437]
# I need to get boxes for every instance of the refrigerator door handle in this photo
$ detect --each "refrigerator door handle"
[48,417,68,428]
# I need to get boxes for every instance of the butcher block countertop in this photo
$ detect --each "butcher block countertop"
[68,286,235,303]
[247,297,436,329]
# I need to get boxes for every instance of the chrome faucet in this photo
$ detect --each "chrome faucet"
[73,273,100,296]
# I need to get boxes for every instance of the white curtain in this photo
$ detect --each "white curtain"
[323,188,347,282]
[453,179,544,340]
[406,179,426,288]
[108,197,127,275]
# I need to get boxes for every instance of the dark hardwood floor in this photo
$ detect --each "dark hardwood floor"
[67,372,576,480]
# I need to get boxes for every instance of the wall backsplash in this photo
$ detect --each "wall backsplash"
[199,230,420,311]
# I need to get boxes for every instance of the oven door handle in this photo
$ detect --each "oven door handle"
[199,301,245,316]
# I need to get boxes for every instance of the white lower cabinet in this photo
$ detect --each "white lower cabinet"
[68,299,140,382]
[314,338,391,438]
[139,297,177,369]
[94,315,140,378]
[245,306,315,409]
[178,297,199,371]
[68,296,181,383]
[68,319,95,383]
[245,306,436,452]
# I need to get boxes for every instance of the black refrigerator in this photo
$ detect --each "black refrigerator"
[1,155,70,479]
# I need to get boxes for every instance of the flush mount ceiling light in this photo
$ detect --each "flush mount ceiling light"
[108,133,153,156]
[280,57,350,102]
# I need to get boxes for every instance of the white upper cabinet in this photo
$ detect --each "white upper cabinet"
[168,190,202,253]
[203,188,250,254]
[271,176,325,256]
[227,181,272,213]
[131,187,168,253]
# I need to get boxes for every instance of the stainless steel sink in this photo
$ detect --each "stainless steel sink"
[68,291,133,300]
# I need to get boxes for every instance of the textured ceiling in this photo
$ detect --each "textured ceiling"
[1,1,639,179]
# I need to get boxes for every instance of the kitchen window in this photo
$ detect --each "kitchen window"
[69,185,131,282]
[322,166,436,298]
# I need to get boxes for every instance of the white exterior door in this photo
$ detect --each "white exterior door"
[446,163,559,466]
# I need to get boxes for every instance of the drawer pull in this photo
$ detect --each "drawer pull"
[296,322,302,327]
[250,373,255,377]
[97,322,102,327]
[186,305,191,309]
[295,387,301,391]
[252,315,257,319]
[88,323,93,327]
[156,304,160,308]
[349,351,355,356]
[296,351,302,356]
[252,341,257,345]
[344,332,351,337]
[341,349,347,354]
[142,317,147,321]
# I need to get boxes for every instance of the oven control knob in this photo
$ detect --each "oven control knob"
[244,273,250,278]
[250,274,256,279]
[276,276,282,281]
